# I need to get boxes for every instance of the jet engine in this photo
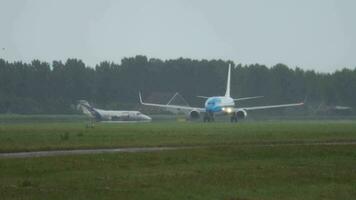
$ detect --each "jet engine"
[236,109,247,119]
[188,110,200,120]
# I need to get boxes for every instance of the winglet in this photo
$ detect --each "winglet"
[303,96,308,104]
[297,96,307,106]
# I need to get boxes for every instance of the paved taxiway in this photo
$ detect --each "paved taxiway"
[1,140,355,158]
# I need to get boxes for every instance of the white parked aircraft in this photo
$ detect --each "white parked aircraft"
[139,64,304,122]
[77,100,151,122]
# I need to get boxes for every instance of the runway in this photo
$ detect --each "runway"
[1,140,355,158]
[0,146,191,158]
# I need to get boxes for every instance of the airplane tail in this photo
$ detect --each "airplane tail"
[77,100,97,118]
[225,64,231,97]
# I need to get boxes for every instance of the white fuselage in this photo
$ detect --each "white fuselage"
[78,102,152,122]
[94,109,151,122]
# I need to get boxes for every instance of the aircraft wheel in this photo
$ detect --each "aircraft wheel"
[203,114,210,122]
[231,113,238,123]
[208,112,215,122]
[230,116,237,123]
[230,116,234,122]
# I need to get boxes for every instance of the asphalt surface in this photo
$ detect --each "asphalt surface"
[0,147,190,158]
[0,141,355,158]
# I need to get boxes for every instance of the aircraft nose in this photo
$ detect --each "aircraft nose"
[206,105,221,113]
[143,115,152,121]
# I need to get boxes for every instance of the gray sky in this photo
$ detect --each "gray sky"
[0,0,355,72]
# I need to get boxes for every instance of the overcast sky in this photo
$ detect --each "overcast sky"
[0,0,355,72]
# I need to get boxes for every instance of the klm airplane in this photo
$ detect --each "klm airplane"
[139,64,304,122]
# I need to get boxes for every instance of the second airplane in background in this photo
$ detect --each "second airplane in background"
[139,64,304,122]
[78,100,151,123]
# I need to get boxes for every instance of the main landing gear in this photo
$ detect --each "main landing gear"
[203,112,215,122]
[203,112,239,123]
[230,112,238,123]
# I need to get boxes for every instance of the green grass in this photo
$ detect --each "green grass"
[0,121,355,152]
[0,121,356,199]
[0,114,86,123]
[1,144,356,200]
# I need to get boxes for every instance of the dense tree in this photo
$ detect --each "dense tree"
[0,56,355,114]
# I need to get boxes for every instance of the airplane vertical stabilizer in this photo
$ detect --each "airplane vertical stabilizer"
[224,64,231,97]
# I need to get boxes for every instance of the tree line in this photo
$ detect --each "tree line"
[0,55,355,114]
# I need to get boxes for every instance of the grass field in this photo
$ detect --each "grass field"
[1,121,356,152]
[0,120,356,199]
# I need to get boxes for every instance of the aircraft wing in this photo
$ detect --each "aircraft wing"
[196,96,210,99]
[139,93,205,112]
[233,96,264,101]
[238,102,304,111]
